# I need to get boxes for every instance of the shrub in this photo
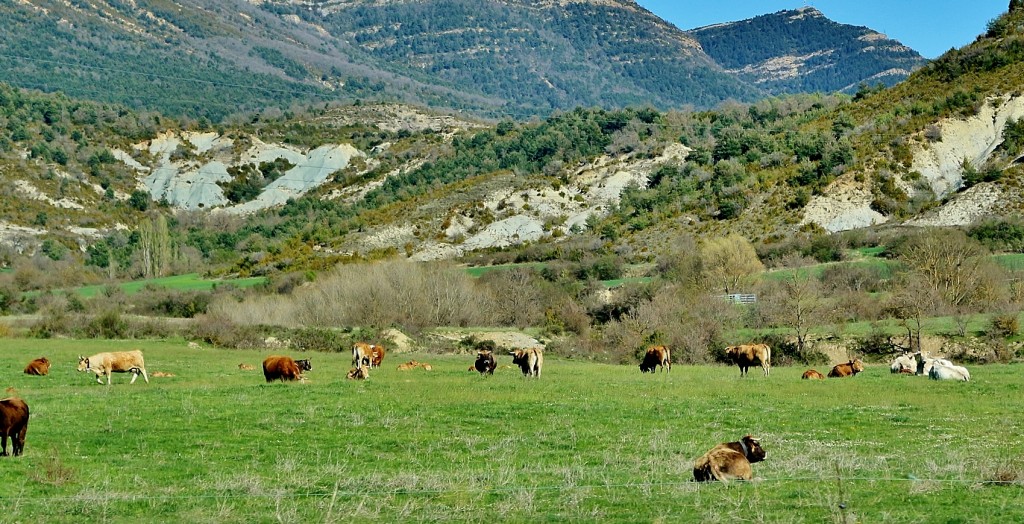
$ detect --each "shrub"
[289,327,350,352]
[989,313,1020,338]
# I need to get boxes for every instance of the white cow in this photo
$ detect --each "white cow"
[929,362,970,381]
[890,353,916,373]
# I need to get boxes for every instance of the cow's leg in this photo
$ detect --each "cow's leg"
[141,368,149,383]
[96,372,105,385]
[130,370,138,384]
[763,362,770,377]
[1,434,7,456]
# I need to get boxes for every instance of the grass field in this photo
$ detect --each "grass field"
[1,339,1022,522]
[33,273,269,298]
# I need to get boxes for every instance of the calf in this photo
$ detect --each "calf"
[24,357,50,376]
[725,343,771,377]
[262,355,306,383]
[828,359,865,378]
[238,363,256,371]
[801,369,825,380]
[0,397,29,457]
[474,350,497,375]
[347,366,369,380]
[639,345,671,373]
[509,348,543,378]
[77,350,149,385]
[693,435,766,483]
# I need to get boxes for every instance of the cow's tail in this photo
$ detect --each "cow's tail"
[709,461,730,484]
[763,345,772,377]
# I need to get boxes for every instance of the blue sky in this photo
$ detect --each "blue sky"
[635,1,1008,59]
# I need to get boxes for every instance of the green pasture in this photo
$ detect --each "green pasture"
[39,273,269,298]
[993,253,1024,271]
[0,339,1022,522]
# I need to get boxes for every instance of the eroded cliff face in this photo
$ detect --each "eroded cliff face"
[803,96,1024,232]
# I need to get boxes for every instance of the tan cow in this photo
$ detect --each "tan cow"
[693,435,767,483]
[802,369,825,380]
[509,348,543,378]
[352,342,386,369]
[639,345,671,373]
[238,363,256,371]
[828,359,865,378]
[23,357,50,376]
[0,398,29,457]
[77,350,149,385]
[725,344,771,377]
[347,365,369,380]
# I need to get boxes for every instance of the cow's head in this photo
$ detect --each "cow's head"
[295,359,312,372]
[740,435,766,463]
[850,359,864,373]
[76,356,89,372]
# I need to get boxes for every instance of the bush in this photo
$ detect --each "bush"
[85,310,129,339]
[288,327,350,352]
[989,313,1021,338]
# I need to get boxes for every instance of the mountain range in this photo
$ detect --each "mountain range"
[0,1,924,120]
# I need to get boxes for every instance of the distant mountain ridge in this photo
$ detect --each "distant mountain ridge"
[0,1,924,120]
[689,7,928,94]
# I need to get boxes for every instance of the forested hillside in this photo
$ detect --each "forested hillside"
[689,7,927,94]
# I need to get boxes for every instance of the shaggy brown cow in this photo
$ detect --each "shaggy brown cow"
[802,369,825,380]
[0,397,29,457]
[347,366,369,380]
[509,348,543,378]
[693,435,766,483]
[352,342,386,369]
[262,356,306,382]
[725,344,771,377]
[639,345,671,373]
[77,350,149,385]
[828,359,865,378]
[23,357,50,376]
[474,350,497,375]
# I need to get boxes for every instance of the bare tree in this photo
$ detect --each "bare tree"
[883,273,944,352]
[896,229,1007,310]
[760,274,832,357]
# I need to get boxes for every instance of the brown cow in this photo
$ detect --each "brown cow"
[639,345,671,373]
[352,342,386,369]
[474,350,497,375]
[725,344,771,377]
[693,435,766,483]
[0,397,29,457]
[509,348,543,378]
[802,369,825,380]
[828,359,865,378]
[347,366,369,380]
[262,356,306,382]
[24,357,50,376]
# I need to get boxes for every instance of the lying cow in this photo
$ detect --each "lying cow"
[23,357,50,376]
[509,348,543,378]
[0,397,29,457]
[725,343,771,377]
[639,345,671,373]
[474,350,497,375]
[262,355,309,383]
[890,353,916,374]
[929,362,970,381]
[828,359,865,378]
[801,369,825,380]
[352,342,386,369]
[693,435,766,483]
[913,351,954,376]
[347,365,369,380]
[238,363,256,371]
[78,350,149,385]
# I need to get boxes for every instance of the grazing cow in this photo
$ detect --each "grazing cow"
[23,357,50,376]
[352,342,386,369]
[890,353,916,374]
[725,344,771,377]
[802,369,825,380]
[828,359,865,378]
[693,435,766,483]
[929,362,970,381]
[77,350,149,385]
[347,366,369,380]
[474,350,497,375]
[0,398,29,457]
[639,345,671,373]
[239,363,256,371]
[295,359,312,373]
[509,348,543,378]
[262,356,307,383]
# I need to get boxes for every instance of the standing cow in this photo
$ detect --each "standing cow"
[725,344,771,377]
[262,355,308,382]
[693,435,767,483]
[24,357,50,376]
[352,342,386,369]
[77,350,149,385]
[828,359,865,378]
[509,348,543,378]
[0,397,29,457]
[474,350,497,375]
[639,345,671,373]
